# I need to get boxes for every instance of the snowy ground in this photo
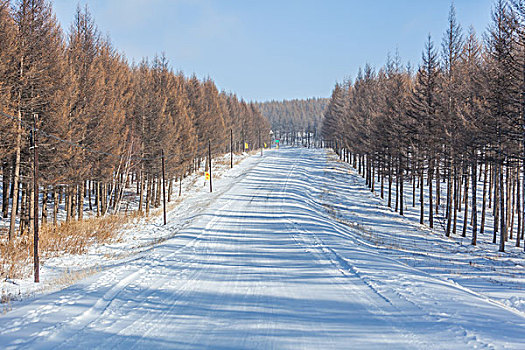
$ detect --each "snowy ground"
[1,151,253,301]
[0,147,524,349]
[325,151,525,314]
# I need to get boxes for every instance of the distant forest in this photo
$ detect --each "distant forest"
[256,98,329,140]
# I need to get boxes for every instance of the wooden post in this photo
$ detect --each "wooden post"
[230,128,233,169]
[259,130,262,156]
[208,140,212,193]
[161,149,167,225]
[33,114,39,283]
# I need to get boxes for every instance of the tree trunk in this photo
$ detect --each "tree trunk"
[399,158,404,216]
[102,183,108,215]
[371,160,375,192]
[458,167,463,212]
[28,183,34,236]
[168,177,173,202]
[420,168,424,225]
[9,110,23,240]
[151,176,157,208]
[146,175,151,216]
[42,187,47,224]
[380,162,384,199]
[429,158,434,228]
[446,159,452,237]
[412,173,416,207]
[78,182,84,221]
[395,167,399,212]
[94,181,98,208]
[517,163,522,247]
[96,182,101,217]
[2,160,9,218]
[436,158,440,214]
[53,187,58,226]
[506,165,512,241]
[488,162,493,209]
[18,184,25,235]
[481,159,488,235]
[471,157,478,245]
[71,185,77,220]
[65,185,71,222]
[494,164,499,243]
[453,166,458,235]
[88,180,93,211]
[155,176,162,208]
[462,167,469,238]
[493,162,498,216]
[510,168,516,241]
[138,171,144,213]
[499,162,506,252]
[377,157,380,181]
[388,157,392,208]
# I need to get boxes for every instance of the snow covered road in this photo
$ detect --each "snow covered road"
[1,148,524,349]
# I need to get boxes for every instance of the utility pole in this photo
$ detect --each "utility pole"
[259,130,262,156]
[161,149,167,225]
[33,114,40,283]
[230,128,233,168]
[208,140,212,193]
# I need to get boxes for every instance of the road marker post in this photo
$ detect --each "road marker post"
[208,140,212,193]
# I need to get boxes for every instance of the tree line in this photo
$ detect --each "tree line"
[322,0,525,252]
[0,0,270,240]
[257,98,328,145]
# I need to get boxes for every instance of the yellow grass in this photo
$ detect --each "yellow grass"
[0,152,246,283]
[0,214,128,280]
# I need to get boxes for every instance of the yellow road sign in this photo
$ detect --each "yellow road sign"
[205,172,210,181]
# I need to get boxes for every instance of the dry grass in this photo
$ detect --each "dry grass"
[41,266,101,292]
[1,294,12,314]
[213,157,232,166]
[0,214,128,280]
[0,153,247,284]
[41,215,127,256]
[214,152,247,167]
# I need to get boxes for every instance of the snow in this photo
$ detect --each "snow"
[1,151,254,301]
[324,151,525,314]
[0,147,524,349]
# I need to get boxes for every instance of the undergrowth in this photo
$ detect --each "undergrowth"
[0,214,131,280]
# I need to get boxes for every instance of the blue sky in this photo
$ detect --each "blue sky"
[52,0,494,102]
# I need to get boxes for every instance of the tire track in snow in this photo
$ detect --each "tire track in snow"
[1,152,265,350]
[108,156,266,348]
[278,149,423,348]
[311,150,506,349]
[271,148,501,349]
[127,199,241,350]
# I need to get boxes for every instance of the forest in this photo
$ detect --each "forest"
[0,0,270,254]
[322,0,525,252]
[257,98,328,145]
